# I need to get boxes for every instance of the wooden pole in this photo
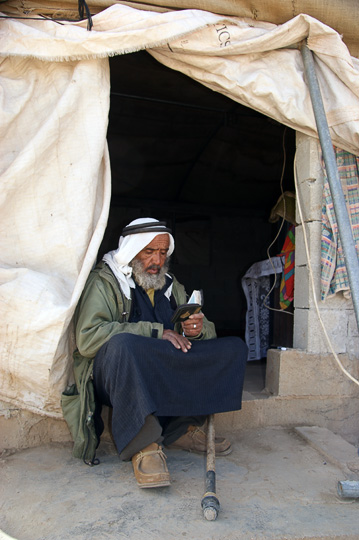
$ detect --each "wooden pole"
[201,415,220,520]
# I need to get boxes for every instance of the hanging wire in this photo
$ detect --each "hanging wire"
[0,0,93,29]
[78,0,93,30]
[0,14,67,23]
[262,126,294,315]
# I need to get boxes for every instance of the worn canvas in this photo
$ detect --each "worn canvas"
[1,4,359,414]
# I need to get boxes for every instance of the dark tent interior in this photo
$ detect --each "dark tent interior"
[98,50,295,375]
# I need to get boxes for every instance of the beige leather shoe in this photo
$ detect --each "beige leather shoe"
[132,443,171,488]
[166,426,232,456]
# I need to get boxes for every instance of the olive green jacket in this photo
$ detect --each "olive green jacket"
[62,262,216,464]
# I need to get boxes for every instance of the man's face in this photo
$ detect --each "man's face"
[134,234,170,274]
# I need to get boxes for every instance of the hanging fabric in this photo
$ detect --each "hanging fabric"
[321,147,359,300]
[279,225,295,309]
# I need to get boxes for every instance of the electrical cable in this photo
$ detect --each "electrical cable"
[0,0,93,29]
[0,14,74,23]
[293,152,359,387]
[263,126,294,315]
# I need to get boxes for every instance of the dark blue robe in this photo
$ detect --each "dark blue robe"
[93,277,247,455]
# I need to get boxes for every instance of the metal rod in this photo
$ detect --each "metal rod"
[301,43,359,331]
[337,480,359,499]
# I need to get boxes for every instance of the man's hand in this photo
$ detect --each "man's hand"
[181,312,204,338]
[162,329,192,352]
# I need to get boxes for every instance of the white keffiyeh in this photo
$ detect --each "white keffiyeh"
[102,218,175,299]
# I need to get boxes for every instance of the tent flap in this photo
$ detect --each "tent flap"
[0,54,111,414]
[1,4,359,414]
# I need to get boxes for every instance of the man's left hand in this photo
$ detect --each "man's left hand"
[182,312,204,338]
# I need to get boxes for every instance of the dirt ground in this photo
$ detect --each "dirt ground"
[1,426,359,540]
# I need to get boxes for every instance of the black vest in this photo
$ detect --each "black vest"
[129,275,176,330]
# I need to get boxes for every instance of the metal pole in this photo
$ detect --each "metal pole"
[301,42,359,331]
[337,480,359,499]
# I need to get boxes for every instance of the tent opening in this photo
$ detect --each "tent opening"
[98,50,296,391]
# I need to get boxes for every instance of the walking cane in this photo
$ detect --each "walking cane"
[201,414,220,520]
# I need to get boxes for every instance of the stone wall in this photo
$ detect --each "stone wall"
[294,132,359,357]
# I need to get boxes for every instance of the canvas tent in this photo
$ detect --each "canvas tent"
[1,1,359,417]
[2,0,359,58]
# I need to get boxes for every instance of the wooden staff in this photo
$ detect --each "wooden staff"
[201,414,220,520]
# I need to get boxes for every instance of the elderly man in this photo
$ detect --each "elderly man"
[72,218,247,488]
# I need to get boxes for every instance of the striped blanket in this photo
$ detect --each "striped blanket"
[321,147,359,300]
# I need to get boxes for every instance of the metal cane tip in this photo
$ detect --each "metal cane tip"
[203,507,218,521]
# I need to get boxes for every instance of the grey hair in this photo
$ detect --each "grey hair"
[130,257,170,290]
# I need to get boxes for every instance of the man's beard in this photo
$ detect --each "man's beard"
[130,257,170,290]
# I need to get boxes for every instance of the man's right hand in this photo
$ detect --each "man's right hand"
[162,329,192,353]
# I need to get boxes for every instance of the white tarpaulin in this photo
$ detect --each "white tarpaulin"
[2,0,359,58]
[0,55,111,415]
[1,4,359,416]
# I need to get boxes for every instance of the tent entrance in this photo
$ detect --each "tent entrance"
[99,51,295,385]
